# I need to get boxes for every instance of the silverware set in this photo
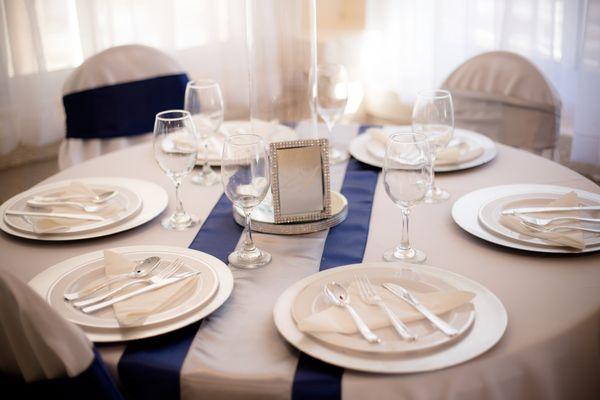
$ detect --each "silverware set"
[9,189,120,221]
[325,277,460,344]
[64,257,200,314]
[501,205,600,234]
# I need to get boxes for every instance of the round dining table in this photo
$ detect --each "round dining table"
[1,124,599,400]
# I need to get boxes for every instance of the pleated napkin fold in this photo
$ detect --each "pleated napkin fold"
[25,182,123,234]
[103,251,198,326]
[499,191,586,250]
[296,282,475,335]
[367,128,483,165]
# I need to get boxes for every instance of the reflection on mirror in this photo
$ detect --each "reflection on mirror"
[270,139,331,223]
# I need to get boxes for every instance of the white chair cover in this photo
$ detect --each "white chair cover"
[58,44,189,170]
[441,51,561,152]
[0,268,93,382]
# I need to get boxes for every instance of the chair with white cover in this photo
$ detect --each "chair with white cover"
[441,51,561,157]
[59,44,189,170]
[0,268,122,399]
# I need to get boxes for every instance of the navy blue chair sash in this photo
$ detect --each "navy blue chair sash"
[63,73,189,140]
[0,350,124,399]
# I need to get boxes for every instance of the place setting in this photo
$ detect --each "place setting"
[349,90,497,175]
[0,177,168,241]
[274,261,507,373]
[453,184,600,254]
[29,245,234,342]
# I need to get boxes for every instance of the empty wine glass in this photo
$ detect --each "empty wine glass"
[316,63,349,164]
[153,110,199,230]
[185,79,224,186]
[383,132,431,263]
[412,89,454,203]
[221,134,272,268]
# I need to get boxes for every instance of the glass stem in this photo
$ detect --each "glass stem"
[201,140,211,175]
[243,210,257,252]
[174,180,185,217]
[429,154,437,190]
[398,207,411,251]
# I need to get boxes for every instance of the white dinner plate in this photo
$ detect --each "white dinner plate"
[274,262,507,374]
[198,120,297,166]
[0,178,168,241]
[29,246,234,342]
[478,191,600,249]
[2,181,141,235]
[291,265,475,354]
[349,126,497,172]
[46,249,220,329]
[453,184,600,254]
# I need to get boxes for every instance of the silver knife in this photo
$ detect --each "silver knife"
[501,205,600,215]
[81,272,199,313]
[5,210,105,221]
[382,283,459,337]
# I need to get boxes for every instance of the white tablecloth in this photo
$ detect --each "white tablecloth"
[1,124,599,399]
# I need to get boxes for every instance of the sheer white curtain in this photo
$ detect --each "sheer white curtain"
[0,0,248,157]
[361,0,600,165]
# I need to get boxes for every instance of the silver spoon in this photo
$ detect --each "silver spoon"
[26,199,110,213]
[33,190,118,204]
[63,256,161,301]
[324,282,381,344]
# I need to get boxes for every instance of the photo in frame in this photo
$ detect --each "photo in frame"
[269,139,331,224]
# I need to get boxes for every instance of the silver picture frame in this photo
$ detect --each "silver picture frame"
[269,139,332,224]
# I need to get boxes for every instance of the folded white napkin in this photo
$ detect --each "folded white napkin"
[297,282,475,335]
[102,251,198,326]
[26,182,123,234]
[0,268,93,382]
[499,191,586,250]
[367,128,483,165]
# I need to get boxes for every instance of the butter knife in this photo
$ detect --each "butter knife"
[501,205,600,215]
[382,283,459,337]
[5,210,105,221]
[81,272,199,313]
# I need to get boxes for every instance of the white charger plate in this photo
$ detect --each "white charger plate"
[349,126,497,172]
[3,182,141,235]
[273,262,507,374]
[0,178,168,241]
[198,120,297,166]
[291,265,475,354]
[453,184,600,254]
[478,191,600,249]
[29,246,234,343]
[46,249,220,329]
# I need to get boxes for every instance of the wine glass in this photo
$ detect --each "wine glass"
[153,110,199,230]
[316,63,349,164]
[412,89,454,203]
[184,79,224,186]
[383,132,431,263]
[221,134,272,268]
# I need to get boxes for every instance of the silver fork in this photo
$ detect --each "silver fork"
[520,220,600,234]
[516,214,600,227]
[355,275,417,341]
[72,258,184,308]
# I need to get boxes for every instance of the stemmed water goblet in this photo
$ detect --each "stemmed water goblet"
[184,79,224,186]
[153,110,199,230]
[221,134,272,268]
[383,132,431,264]
[412,89,454,203]
[316,63,349,164]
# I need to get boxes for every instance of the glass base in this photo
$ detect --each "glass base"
[329,147,349,164]
[228,248,272,269]
[191,168,220,186]
[423,185,450,204]
[161,212,199,231]
[383,246,426,264]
